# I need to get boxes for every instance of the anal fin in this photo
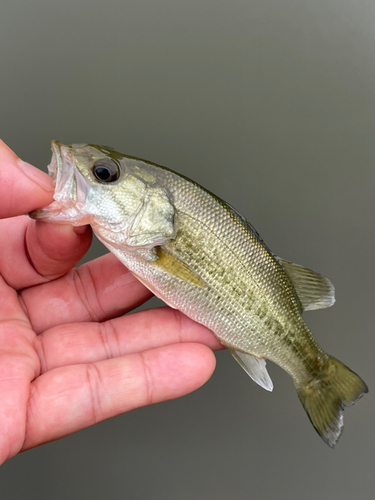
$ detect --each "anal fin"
[228,348,273,392]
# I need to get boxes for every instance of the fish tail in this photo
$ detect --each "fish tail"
[297,355,368,447]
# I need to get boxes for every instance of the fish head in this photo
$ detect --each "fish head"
[30,141,175,250]
[30,141,143,232]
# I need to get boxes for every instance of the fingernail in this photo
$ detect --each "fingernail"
[73,225,90,235]
[17,159,55,191]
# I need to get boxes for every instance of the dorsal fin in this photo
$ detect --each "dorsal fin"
[228,348,273,392]
[276,257,335,312]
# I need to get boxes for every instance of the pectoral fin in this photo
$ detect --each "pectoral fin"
[277,257,335,312]
[151,248,207,288]
[228,348,273,392]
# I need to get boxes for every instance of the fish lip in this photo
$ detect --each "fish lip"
[49,140,63,183]
[52,142,76,207]
[29,140,89,222]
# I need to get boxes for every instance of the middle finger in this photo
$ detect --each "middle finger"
[35,307,223,373]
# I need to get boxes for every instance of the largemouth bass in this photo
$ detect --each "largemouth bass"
[30,141,368,447]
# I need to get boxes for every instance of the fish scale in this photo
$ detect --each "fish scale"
[30,141,368,447]
[142,166,316,369]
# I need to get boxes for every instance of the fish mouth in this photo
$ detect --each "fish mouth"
[30,140,89,224]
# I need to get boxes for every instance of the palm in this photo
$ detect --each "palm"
[0,140,220,464]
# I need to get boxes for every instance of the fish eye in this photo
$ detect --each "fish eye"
[92,159,120,183]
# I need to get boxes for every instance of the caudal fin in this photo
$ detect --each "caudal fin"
[297,356,368,447]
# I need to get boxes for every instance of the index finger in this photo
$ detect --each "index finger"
[0,139,54,218]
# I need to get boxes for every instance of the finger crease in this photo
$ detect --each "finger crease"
[34,335,48,374]
[72,268,100,322]
[85,364,105,424]
[23,383,39,451]
[139,352,153,407]
[86,264,105,319]
[98,322,121,360]
[18,293,31,323]
[173,309,184,344]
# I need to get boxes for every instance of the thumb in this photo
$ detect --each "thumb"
[0,139,54,218]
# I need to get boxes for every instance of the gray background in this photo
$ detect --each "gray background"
[1,0,374,498]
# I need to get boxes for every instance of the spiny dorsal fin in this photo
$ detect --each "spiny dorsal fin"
[151,247,207,288]
[277,257,335,312]
[228,348,273,392]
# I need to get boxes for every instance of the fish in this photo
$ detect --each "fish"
[30,140,368,447]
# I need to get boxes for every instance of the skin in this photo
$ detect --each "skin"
[0,139,222,465]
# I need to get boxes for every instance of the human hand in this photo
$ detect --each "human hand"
[0,139,221,464]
